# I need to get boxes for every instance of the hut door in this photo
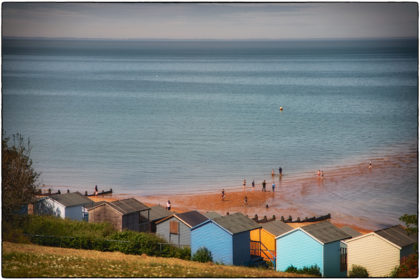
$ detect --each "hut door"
[170,221,179,234]
[169,221,180,246]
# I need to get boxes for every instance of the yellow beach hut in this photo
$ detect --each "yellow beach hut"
[250,220,293,265]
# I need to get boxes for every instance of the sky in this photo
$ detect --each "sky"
[2,2,418,40]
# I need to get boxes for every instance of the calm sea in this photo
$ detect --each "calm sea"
[2,38,418,221]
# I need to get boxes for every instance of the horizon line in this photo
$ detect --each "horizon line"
[3,35,418,42]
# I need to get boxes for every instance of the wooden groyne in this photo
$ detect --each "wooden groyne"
[252,213,331,224]
[35,188,113,197]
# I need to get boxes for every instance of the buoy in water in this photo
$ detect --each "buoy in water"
[279,106,283,111]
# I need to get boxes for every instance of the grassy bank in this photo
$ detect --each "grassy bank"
[3,215,190,259]
[2,242,312,277]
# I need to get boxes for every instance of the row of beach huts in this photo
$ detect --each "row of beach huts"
[33,191,417,277]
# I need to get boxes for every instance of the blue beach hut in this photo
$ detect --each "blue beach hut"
[275,221,351,277]
[191,213,262,266]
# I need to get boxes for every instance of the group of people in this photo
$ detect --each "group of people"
[242,178,276,193]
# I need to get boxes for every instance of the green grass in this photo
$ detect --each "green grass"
[2,242,311,278]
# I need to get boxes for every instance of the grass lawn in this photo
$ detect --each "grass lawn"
[2,242,313,277]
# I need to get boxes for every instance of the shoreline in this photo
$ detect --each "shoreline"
[42,147,417,233]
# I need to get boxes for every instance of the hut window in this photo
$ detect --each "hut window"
[170,221,179,234]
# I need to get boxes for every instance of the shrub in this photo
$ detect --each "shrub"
[2,221,30,244]
[285,265,298,273]
[390,254,418,278]
[192,247,213,263]
[349,265,369,277]
[300,265,321,277]
[285,265,321,276]
[175,247,191,260]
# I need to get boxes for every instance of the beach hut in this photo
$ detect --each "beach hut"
[155,211,208,247]
[275,221,351,277]
[191,213,262,266]
[344,225,417,277]
[140,205,173,232]
[34,192,93,221]
[88,198,150,232]
[250,220,293,265]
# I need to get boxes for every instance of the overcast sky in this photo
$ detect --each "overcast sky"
[2,2,418,40]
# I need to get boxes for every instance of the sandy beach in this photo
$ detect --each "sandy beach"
[89,188,371,234]
[48,148,417,234]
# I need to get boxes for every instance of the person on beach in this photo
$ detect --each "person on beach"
[243,179,246,186]
[244,196,248,206]
[166,200,171,211]
[252,180,255,188]
[94,185,98,196]
[272,169,275,177]
[272,183,275,192]
[221,189,225,201]
[262,180,266,192]
[321,170,324,178]
[317,170,321,177]
[369,161,372,169]
[279,167,283,176]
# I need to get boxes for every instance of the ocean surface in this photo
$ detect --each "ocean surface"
[2,38,418,226]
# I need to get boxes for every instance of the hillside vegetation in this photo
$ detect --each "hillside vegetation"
[2,242,312,278]
[3,215,190,259]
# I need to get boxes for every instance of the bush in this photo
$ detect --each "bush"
[285,265,321,276]
[300,265,322,277]
[390,254,418,277]
[2,221,30,244]
[176,247,192,260]
[192,247,213,263]
[285,265,298,273]
[22,215,115,238]
[349,265,369,277]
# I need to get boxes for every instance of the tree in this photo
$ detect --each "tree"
[399,214,418,235]
[2,133,40,220]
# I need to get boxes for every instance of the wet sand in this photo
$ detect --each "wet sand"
[137,149,417,233]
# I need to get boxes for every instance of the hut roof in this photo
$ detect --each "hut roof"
[50,192,93,207]
[340,226,362,238]
[375,225,417,248]
[261,220,293,236]
[203,212,222,220]
[108,198,150,215]
[213,213,261,235]
[144,205,173,221]
[302,221,352,244]
[86,200,107,210]
[176,211,208,228]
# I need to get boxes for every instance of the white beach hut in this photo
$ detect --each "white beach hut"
[344,225,417,277]
[35,192,93,221]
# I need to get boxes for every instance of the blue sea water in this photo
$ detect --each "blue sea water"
[2,38,418,200]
